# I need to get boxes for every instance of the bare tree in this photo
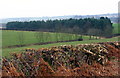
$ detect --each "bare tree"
[87,28,101,40]
[34,30,44,43]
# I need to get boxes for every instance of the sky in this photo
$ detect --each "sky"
[0,0,119,19]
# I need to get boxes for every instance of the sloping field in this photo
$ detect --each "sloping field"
[113,23,120,34]
[2,36,119,57]
[2,30,89,47]
[1,42,120,77]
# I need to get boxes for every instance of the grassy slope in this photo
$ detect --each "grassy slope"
[2,23,119,47]
[113,23,120,34]
[2,36,119,57]
[2,24,120,57]
[2,30,90,47]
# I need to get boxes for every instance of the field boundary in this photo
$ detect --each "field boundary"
[3,36,120,49]
[3,39,82,49]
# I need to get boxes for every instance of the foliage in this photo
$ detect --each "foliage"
[6,17,113,37]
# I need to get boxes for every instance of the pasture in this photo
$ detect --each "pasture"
[2,23,119,48]
[2,30,89,47]
[113,23,120,34]
[2,36,119,57]
[2,23,119,57]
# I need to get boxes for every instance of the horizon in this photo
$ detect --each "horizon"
[0,0,119,19]
[0,13,118,19]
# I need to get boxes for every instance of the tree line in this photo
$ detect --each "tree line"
[6,17,113,37]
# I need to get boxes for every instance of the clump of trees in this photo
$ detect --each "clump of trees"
[6,17,113,37]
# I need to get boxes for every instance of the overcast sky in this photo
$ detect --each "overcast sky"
[0,0,119,19]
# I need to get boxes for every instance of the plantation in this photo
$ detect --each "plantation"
[2,30,90,47]
[6,18,113,37]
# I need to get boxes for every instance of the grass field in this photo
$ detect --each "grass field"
[2,30,90,47]
[2,36,119,57]
[113,23,120,34]
[0,30,2,47]
[2,23,119,47]
[2,23,120,57]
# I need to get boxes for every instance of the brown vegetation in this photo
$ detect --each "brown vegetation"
[1,42,120,77]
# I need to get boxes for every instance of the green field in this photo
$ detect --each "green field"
[2,36,119,57]
[2,30,90,47]
[113,23,120,34]
[0,30,2,47]
[2,23,119,47]
[2,23,120,57]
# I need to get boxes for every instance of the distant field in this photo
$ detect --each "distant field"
[113,23,120,34]
[2,30,90,47]
[2,24,119,57]
[2,23,119,47]
[2,36,119,57]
